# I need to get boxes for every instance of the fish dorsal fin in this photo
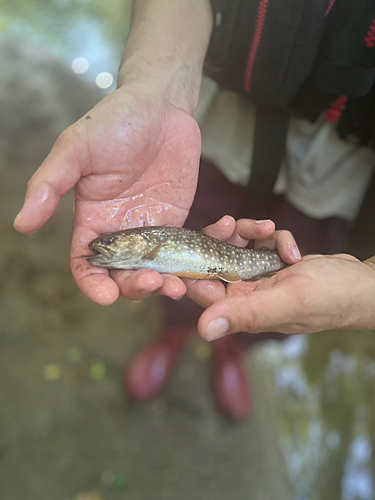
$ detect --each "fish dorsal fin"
[217,271,241,283]
[142,244,162,261]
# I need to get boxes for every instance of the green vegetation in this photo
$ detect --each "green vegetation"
[0,0,132,46]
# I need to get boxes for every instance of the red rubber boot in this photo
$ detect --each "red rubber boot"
[124,325,194,401]
[212,335,251,421]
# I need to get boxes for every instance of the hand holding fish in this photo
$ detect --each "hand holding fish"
[186,222,375,338]
[88,216,302,301]
[13,84,201,305]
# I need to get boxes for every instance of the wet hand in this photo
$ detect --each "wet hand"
[185,215,301,311]
[188,244,375,339]
[13,85,201,305]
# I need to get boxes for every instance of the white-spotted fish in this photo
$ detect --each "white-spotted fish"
[87,226,286,282]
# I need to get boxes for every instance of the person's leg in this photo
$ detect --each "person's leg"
[125,162,353,417]
[125,324,194,401]
[125,158,252,411]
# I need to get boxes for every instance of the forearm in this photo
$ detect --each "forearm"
[118,0,213,114]
[347,255,375,331]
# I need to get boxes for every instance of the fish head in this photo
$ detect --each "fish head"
[87,230,151,268]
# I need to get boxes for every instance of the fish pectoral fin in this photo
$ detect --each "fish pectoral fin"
[217,271,241,283]
[142,244,162,261]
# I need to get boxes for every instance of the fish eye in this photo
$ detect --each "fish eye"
[102,235,116,246]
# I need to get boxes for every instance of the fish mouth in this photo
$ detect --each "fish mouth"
[87,243,114,266]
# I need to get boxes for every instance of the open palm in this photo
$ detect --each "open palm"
[14,86,201,304]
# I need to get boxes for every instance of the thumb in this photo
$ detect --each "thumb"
[14,129,82,233]
[198,288,300,340]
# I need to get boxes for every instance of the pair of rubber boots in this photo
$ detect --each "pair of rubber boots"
[124,326,251,421]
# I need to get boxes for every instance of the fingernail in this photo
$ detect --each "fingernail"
[255,219,271,224]
[206,317,230,341]
[292,246,301,261]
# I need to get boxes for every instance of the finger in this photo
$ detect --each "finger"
[152,275,187,299]
[226,280,258,296]
[254,229,301,264]
[334,253,359,262]
[226,218,275,246]
[76,273,120,306]
[203,215,236,241]
[302,253,359,263]
[14,128,82,233]
[185,278,226,308]
[198,288,300,340]
[301,254,324,261]
[112,269,164,300]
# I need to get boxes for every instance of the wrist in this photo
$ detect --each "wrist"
[118,57,203,115]
[347,258,375,330]
[117,0,213,115]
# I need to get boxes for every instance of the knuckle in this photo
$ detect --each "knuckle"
[55,126,77,151]
[26,176,34,189]
[57,130,71,148]
[56,128,69,145]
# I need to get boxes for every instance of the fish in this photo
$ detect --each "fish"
[87,226,287,283]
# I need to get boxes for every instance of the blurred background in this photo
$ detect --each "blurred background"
[1,1,375,499]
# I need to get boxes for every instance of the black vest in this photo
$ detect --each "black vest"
[205,0,375,258]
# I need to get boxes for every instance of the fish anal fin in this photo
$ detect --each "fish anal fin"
[142,244,162,261]
[173,271,215,280]
[217,271,241,283]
